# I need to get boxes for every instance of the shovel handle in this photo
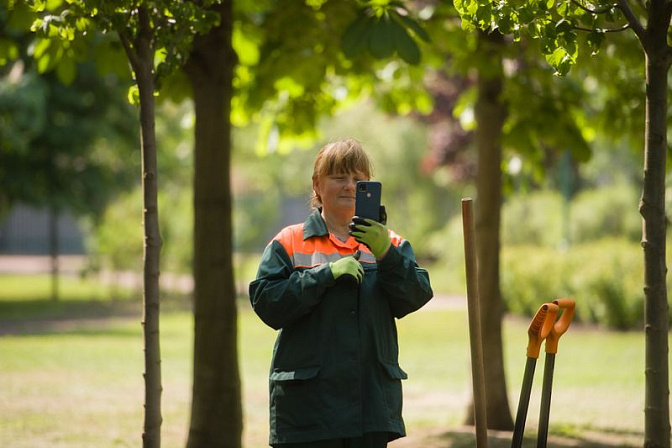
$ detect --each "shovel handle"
[527,303,559,359]
[545,298,575,354]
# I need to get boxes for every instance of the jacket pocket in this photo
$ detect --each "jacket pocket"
[270,366,322,433]
[380,360,408,380]
[379,360,406,423]
[270,365,320,382]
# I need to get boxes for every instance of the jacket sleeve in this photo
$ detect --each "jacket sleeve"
[249,240,336,330]
[377,239,433,319]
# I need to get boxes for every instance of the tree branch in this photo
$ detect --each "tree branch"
[616,0,647,43]
[574,23,631,32]
[118,31,141,72]
[571,0,618,14]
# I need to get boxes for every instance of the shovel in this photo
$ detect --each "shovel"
[511,302,559,448]
[537,298,575,448]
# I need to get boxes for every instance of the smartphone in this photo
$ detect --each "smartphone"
[355,181,382,222]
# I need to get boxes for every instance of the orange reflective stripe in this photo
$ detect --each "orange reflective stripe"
[273,222,406,268]
[271,224,303,258]
[389,230,403,247]
[294,251,347,268]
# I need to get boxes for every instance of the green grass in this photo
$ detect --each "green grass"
[0,272,653,448]
[0,273,138,302]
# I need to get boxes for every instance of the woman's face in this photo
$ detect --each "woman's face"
[313,171,368,217]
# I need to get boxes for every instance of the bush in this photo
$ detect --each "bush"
[90,187,194,277]
[501,239,662,330]
[425,214,468,295]
[501,184,642,248]
[570,183,641,243]
[502,190,565,247]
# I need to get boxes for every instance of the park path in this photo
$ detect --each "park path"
[0,255,87,274]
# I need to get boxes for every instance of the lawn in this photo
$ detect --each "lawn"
[0,276,651,448]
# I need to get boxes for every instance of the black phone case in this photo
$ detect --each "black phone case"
[355,181,382,222]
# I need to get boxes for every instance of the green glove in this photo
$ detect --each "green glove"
[329,256,364,283]
[349,216,392,259]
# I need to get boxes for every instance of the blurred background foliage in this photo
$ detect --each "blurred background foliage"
[81,94,661,332]
[0,0,666,333]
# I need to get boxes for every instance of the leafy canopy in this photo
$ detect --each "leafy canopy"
[27,0,220,98]
[454,0,637,75]
[341,0,430,65]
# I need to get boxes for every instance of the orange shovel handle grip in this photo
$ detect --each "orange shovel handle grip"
[545,298,575,354]
[527,303,559,359]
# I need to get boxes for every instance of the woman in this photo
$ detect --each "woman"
[249,138,433,447]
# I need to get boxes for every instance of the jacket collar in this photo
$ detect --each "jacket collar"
[303,208,329,240]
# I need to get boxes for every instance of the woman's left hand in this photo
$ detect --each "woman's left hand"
[349,217,391,259]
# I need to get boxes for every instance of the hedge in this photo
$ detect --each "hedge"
[501,238,672,330]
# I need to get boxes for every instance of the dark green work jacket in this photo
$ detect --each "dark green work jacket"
[249,210,434,445]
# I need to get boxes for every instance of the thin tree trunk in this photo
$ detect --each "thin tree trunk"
[468,29,514,431]
[185,2,243,447]
[49,203,59,301]
[641,4,670,445]
[122,8,163,447]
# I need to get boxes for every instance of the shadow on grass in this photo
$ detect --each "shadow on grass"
[0,292,195,336]
[397,426,641,448]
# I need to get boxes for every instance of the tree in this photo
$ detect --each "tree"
[455,0,671,446]
[358,1,592,428]
[182,1,243,447]
[471,29,513,430]
[0,5,137,300]
[29,1,219,447]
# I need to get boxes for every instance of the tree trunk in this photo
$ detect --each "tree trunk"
[184,2,243,447]
[124,9,163,448]
[48,202,59,302]
[467,29,514,431]
[641,4,671,446]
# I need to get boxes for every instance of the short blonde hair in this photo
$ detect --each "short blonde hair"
[310,138,373,209]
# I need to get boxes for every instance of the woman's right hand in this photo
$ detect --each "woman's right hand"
[329,256,364,283]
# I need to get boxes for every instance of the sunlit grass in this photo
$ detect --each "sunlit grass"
[0,297,652,448]
[0,273,138,302]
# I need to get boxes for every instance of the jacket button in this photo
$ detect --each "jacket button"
[350,310,356,316]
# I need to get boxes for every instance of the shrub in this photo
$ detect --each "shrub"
[90,187,194,277]
[501,239,660,330]
[569,183,641,243]
[502,190,565,247]
[501,184,642,248]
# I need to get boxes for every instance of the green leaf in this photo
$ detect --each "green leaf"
[546,47,567,67]
[369,15,395,59]
[0,39,20,65]
[498,13,513,34]
[460,15,477,32]
[517,5,535,24]
[587,29,605,55]
[37,52,52,72]
[46,0,65,9]
[474,3,493,28]
[397,14,430,42]
[555,18,573,34]
[545,47,573,76]
[341,15,373,59]
[127,85,140,105]
[392,23,420,65]
[31,0,47,12]
[55,56,76,84]
[33,38,51,59]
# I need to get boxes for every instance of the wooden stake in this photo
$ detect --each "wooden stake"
[462,198,489,448]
